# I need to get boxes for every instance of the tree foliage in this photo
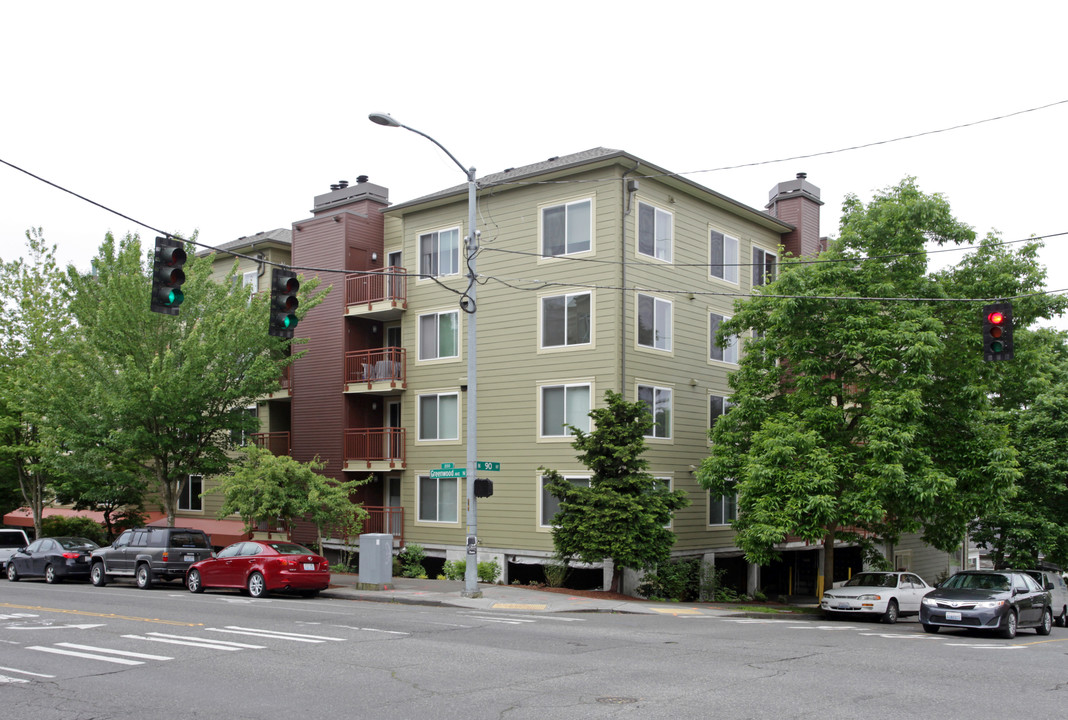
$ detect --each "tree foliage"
[543,390,690,591]
[213,445,369,548]
[698,178,1068,587]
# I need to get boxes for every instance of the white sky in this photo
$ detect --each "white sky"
[2,1,1066,328]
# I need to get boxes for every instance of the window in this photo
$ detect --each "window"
[709,491,738,525]
[242,270,259,294]
[709,313,739,364]
[418,393,459,441]
[231,405,257,447]
[753,247,777,287]
[638,384,672,439]
[179,475,203,511]
[651,477,675,528]
[541,384,591,437]
[540,475,590,526]
[419,227,460,277]
[637,294,672,351]
[638,202,672,262]
[542,199,591,256]
[542,292,591,347]
[710,230,739,283]
[419,310,459,360]
[419,475,458,523]
[709,395,733,429]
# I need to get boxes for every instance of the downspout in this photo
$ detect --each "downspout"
[620,163,640,392]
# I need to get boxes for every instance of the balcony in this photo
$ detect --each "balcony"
[361,506,404,547]
[344,427,405,472]
[345,347,406,393]
[345,266,407,320]
[251,432,291,456]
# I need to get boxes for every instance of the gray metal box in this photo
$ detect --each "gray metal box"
[359,533,393,587]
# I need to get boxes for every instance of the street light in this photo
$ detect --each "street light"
[369,112,482,598]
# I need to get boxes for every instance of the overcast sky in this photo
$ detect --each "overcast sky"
[3,1,1066,328]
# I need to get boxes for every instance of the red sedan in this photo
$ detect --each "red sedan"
[185,540,330,598]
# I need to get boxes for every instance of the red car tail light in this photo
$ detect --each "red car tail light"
[61,552,81,559]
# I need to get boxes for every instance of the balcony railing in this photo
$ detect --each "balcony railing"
[345,266,407,310]
[251,431,291,456]
[344,427,405,468]
[345,347,406,389]
[361,505,404,546]
[279,364,291,391]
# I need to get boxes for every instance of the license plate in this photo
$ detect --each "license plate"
[184,554,195,562]
[303,563,315,571]
[945,611,962,621]
[837,604,853,610]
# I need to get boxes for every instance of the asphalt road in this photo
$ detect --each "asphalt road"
[2,578,1065,719]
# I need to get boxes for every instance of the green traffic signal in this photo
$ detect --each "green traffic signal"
[150,237,187,315]
[269,268,300,338]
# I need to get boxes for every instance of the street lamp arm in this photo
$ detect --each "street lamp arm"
[368,112,472,179]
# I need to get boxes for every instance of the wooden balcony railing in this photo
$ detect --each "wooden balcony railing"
[251,431,291,456]
[345,266,407,310]
[279,364,291,391]
[344,427,405,468]
[361,505,404,546]
[345,347,406,388]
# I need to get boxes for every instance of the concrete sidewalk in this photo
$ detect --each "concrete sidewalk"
[321,573,793,618]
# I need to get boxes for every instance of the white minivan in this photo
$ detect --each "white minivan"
[1025,569,1068,627]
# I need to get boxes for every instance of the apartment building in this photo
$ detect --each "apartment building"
[279,148,829,593]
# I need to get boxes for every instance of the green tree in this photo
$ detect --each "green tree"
[698,179,1066,593]
[0,229,73,537]
[542,390,690,593]
[213,445,369,550]
[59,232,326,525]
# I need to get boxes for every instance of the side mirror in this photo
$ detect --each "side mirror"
[1046,581,1055,591]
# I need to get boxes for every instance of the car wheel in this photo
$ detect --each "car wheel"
[187,569,204,594]
[1055,606,1067,628]
[7,563,19,582]
[45,564,59,584]
[999,610,1018,639]
[247,571,266,598]
[881,599,899,625]
[1036,608,1053,636]
[90,562,108,587]
[921,623,939,634]
[135,564,154,589]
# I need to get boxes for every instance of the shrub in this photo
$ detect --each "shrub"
[398,543,427,578]
[543,558,568,588]
[40,515,107,546]
[637,558,701,601]
[441,558,501,584]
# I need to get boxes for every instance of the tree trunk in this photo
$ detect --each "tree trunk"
[822,527,836,597]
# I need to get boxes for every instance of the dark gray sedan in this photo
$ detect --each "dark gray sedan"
[919,570,1053,639]
[6,536,100,583]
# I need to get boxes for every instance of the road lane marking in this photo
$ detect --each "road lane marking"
[56,643,173,661]
[0,675,29,683]
[492,603,547,611]
[332,625,410,635]
[0,665,55,678]
[0,603,201,627]
[650,607,702,615]
[28,646,146,665]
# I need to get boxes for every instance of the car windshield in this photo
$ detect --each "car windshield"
[57,537,99,551]
[844,573,897,588]
[169,532,210,549]
[943,573,1011,591]
[265,542,314,555]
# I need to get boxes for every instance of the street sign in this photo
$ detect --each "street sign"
[429,468,467,479]
[440,462,455,469]
[476,461,501,472]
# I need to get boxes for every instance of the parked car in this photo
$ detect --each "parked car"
[920,570,1053,638]
[0,528,32,575]
[6,536,99,583]
[185,540,330,598]
[90,526,213,588]
[1023,568,1068,627]
[820,571,932,623]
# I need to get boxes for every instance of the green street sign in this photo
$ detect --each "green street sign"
[440,462,455,469]
[429,468,467,479]
[476,461,501,472]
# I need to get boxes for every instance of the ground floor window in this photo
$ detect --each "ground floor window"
[419,475,458,523]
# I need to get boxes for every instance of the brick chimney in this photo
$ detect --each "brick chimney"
[767,173,823,258]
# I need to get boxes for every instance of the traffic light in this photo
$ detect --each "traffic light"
[150,236,187,315]
[269,268,300,338]
[981,302,1014,361]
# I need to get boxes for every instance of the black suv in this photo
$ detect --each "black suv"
[90,527,213,589]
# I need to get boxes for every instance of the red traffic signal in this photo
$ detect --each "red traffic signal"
[981,302,1013,361]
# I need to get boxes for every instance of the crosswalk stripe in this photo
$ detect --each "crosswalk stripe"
[0,665,55,678]
[27,646,145,665]
[0,675,30,684]
[208,626,345,642]
[56,643,173,661]
[122,634,258,651]
[146,632,265,649]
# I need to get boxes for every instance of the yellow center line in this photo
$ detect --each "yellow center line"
[1013,637,1068,646]
[0,602,203,627]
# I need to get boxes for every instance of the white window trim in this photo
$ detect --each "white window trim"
[636,200,673,263]
[652,475,675,529]
[415,474,461,527]
[636,382,673,441]
[417,308,461,363]
[416,226,462,280]
[415,390,462,444]
[709,311,740,365]
[179,474,204,513]
[752,245,778,289]
[636,292,673,353]
[709,227,740,285]
[538,196,595,259]
[537,473,591,530]
[537,380,594,441]
[538,289,595,352]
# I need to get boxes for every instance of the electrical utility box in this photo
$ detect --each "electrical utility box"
[358,533,393,588]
